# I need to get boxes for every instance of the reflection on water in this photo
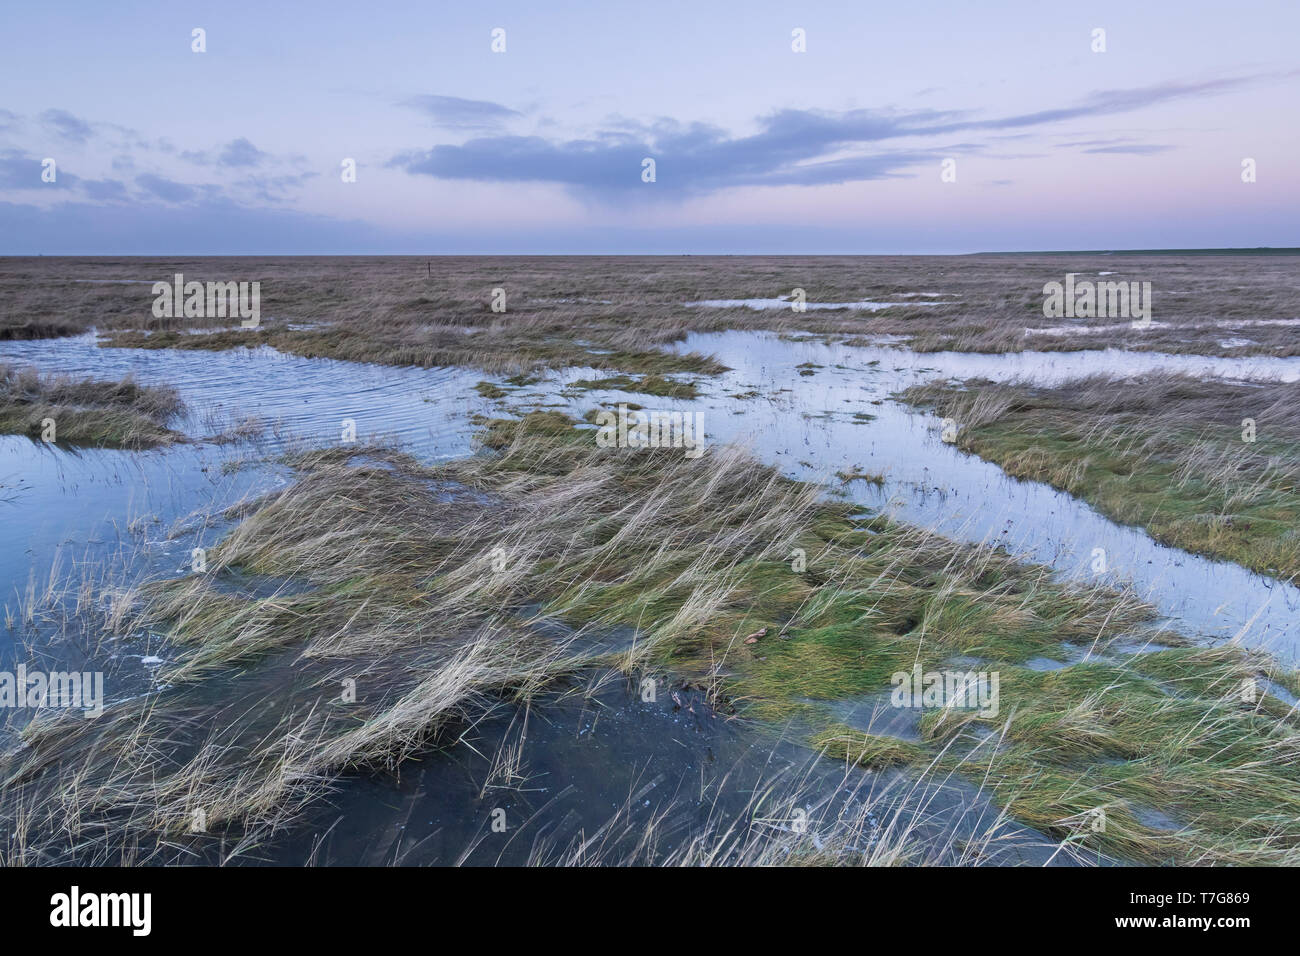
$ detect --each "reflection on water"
[0,332,486,451]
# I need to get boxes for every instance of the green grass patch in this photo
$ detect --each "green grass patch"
[901,374,1300,581]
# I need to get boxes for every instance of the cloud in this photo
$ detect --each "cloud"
[390,75,1255,198]
[1081,144,1175,155]
[234,170,320,202]
[40,109,93,144]
[0,150,76,189]
[924,77,1253,135]
[1056,137,1175,156]
[81,178,129,201]
[135,173,197,202]
[0,197,391,255]
[180,137,270,167]
[401,94,522,129]
[1057,138,1131,148]
[218,137,268,167]
[0,151,45,188]
[390,110,962,196]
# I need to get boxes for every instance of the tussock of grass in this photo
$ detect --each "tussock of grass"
[101,325,724,379]
[902,372,1300,580]
[835,467,885,485]
[0,363,184,448]
[566,374,699,399]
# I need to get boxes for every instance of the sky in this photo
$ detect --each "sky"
[1,0,1297,254]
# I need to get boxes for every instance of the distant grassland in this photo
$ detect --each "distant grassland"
[902,372,1300,581]
[2,256,1298,377]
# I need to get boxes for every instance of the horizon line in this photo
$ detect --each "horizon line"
[6,246,1300,259]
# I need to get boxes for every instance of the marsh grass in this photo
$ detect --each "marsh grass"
[902,372,1300,580]
[6,256,1298,377]
[0,363,184,448]
[4,412,1300,865]
[811,725,924,768]
[565,373,700,399]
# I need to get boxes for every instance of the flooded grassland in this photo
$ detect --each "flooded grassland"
[1,255,1299,866]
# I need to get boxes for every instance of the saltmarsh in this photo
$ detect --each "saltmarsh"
[3,411,1299,865]
[6,255,1300,372]
[901,372,1300,581]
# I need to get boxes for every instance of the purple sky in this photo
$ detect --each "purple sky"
[1,0,1297,253]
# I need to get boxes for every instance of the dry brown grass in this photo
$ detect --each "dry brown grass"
[0,363,184,447]
[2,255,1297,373]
